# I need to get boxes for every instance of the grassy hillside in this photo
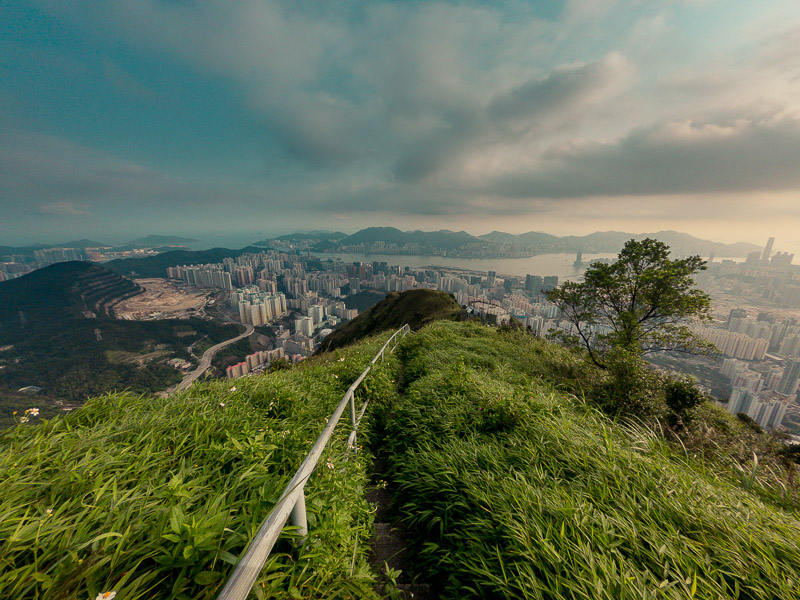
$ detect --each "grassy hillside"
[376,321,800,599]
[0,331,402,599]
[3,319,799,599]
[318,289,461,353]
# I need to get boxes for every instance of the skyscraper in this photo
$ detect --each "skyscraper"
[762,237,775,262]
[525,274,542,294]
[778,359,800,396]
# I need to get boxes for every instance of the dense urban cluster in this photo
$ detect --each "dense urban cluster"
[661,239,800,431]
[162,241,800,433]
[1,245,164,282]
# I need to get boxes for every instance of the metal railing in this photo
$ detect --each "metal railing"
[216,324,411,600]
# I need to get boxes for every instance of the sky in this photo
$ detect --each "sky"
[2,0,800,254]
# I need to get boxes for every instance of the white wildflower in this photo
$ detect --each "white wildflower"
[95,593,117,600]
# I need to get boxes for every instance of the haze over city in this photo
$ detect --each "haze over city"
[2,1,800,253]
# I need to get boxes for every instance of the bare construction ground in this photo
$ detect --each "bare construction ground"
[114,278,209,320]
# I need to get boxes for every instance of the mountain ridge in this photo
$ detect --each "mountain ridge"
[304,227,763,257]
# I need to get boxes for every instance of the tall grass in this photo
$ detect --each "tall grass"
[0,332,400,599]
[384,321,800,599]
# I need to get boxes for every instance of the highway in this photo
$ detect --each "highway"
[177,324,254,391]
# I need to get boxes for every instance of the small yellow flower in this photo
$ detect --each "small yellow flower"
[45,508,53,516]
[95,592,117,600]
[12,411,17,415]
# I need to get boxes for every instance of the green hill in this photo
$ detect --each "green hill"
[2,322,799,599]
[0,261,143,336]
[0,262,243,418]
[318,288,461,352]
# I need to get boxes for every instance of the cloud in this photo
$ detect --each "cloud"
[102,59,155,102]
[487,114,800,198]
[12,0,800,237]
[487,53,632,123]
[38,202,91,216]
[392,52,633,183]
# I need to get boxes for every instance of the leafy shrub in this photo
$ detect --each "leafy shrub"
[664,377,704,422]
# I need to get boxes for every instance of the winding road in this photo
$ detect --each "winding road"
[177,324,254,391]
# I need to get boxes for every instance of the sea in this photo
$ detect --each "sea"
[311,251,620,282]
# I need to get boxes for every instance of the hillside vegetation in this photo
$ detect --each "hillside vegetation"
[3,321,799,599]
[0,331,401,599]
[377,321,800,599]
[0,263,244,417]
[318,289,460,353]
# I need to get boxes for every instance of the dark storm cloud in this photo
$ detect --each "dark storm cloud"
[488,116,800,198]
[487,54,629,122]
[392,53,632,183]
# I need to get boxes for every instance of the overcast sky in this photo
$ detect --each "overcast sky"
[2,1,800,254]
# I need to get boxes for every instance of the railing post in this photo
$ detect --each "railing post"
[347,430,358,454]
[290,488,308,544]
[349,391,356,427]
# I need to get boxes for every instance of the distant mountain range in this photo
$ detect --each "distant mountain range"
[285,227,763,257]
[0,235,199,257]
[479,229,762,257]
[4,229,764,263]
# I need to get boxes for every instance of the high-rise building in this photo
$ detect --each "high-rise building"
[726,308,747,329]
[309,304,325,325]
[778,359,800,395]
[745,251,762,265]
[728,388,759,415]
[762,237,775,262]
[525,275,542,294]
[294,316,314,337]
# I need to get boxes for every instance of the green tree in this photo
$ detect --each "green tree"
[546,238,713,370]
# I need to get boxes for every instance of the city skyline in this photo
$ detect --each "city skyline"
[2,2,800,252]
